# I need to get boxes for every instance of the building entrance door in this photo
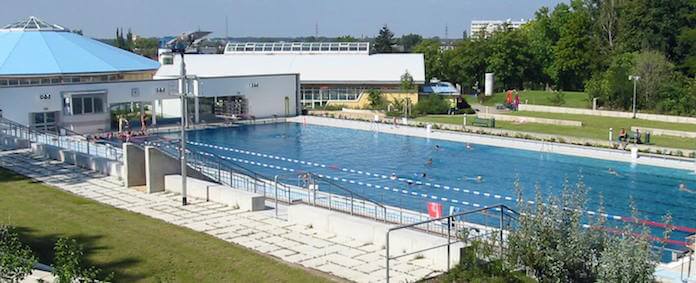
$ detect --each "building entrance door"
[30,111,58,132]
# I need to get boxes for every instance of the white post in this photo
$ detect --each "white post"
[151,100,158,126]
[179,52,188,206]
[609,128,613,142]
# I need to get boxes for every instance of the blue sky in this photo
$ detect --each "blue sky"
[1,0,567,38]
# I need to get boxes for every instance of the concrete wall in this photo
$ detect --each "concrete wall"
[144,146,212,193]
[122,143,146,188]
[519,104,696,124]
[479,113,582,127]
[0,79,179,133]
[325,91,418,109]
[0,133,30,149]
[287,204,461,270]
[631,126,696,138]
[164,175,265,211]
[32,144,123,178]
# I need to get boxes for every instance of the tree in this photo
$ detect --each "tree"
[0,226,37,283]
[549,0,599,90]
[400,71,415,91]
[399,33,423,52]
[53,237,111,283]
[486,29,533,89]
[126,29,134,51]
[413,39,443,82]
[373,25,395,53]
[335,35,357,42]
[633,51,675,108]
[367,89,383,109]
[597,0,622,52]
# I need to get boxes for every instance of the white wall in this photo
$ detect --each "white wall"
[0,79,178,130]
[0,74,299,132]
[197,74,299,118]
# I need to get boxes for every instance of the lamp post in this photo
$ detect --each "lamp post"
[629,75,640,119]
[167,31,211,206]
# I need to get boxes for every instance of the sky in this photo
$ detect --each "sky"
[1,0,567,39]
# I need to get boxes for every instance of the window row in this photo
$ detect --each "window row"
[0,74,125,87]
[63,94,106,116]
[225,42,369,53]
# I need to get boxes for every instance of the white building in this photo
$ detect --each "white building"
[156,42,426,109]
[0,17,299,134]
[470,19,527,38]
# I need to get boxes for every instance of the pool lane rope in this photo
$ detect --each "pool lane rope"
[156,141,696,234]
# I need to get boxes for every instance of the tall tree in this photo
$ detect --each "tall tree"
[633,50,675,108]
[399,33,423,52]
[373,25,395,53]
[126,28,134,51]
[486,29,533,89]
[413,39,443,82]
[549,0,598,90]
[335,35,357,42]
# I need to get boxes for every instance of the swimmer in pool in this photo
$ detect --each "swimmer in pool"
[466,143,473,150]
[608,168,620,176]
[390,173,397,181]
[679,182,695,194]
[434,145,441,151]
[464,175,484,183]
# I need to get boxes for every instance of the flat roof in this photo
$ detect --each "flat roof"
[155,53,425,84]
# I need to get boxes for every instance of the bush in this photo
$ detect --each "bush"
[507,179,667,283]
[53,237,112,283]
[0,225,37,283]
[414,95,450,115]
[548,91,566,106]
[367,89,384,109]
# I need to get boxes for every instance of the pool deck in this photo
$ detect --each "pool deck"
[0,149,439,283]
[290,116,696,172]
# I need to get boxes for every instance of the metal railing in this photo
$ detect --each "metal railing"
[385,204,519,283]
[0,116,122,161]
[140,139,389,222]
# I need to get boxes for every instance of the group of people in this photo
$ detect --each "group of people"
[505,90,521,111]
[616,128,643,144]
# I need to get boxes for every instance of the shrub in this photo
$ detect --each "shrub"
[53,237,112,283]
[413,95,450,115]
[507,179,667,283]
[367,89,383,109]
[0,225,37,283]
[548,91,566,106]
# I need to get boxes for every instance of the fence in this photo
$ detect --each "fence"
[385,204,519,283]
[0,117,122,161]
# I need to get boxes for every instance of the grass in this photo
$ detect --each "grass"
[478,90,590,109]
[0,168,331,283]
[415,112,696,150]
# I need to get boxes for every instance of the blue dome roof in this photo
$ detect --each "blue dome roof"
[0,17,160,76]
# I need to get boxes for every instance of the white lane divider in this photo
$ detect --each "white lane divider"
[155,141,628,222]
[188,141,505,202]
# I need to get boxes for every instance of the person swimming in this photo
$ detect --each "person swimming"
[434,145,441,151]
[390,173,397,181]
[608,168,620,176]
[466,143,473,150]
[464,175,484,183]
[679,182,695,194]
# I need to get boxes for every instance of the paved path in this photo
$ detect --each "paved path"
[0,150,439,283]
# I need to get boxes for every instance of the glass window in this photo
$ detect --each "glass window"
[83,97,93,114]
[72,97,83,114]
[45,112,56,123]
[93,97,104,113]
[0,80,7,86]
[34,113,44,124]
[162,56,174,65]
[8,80,18,86]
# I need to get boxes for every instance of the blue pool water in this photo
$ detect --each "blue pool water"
[166,123,696,245]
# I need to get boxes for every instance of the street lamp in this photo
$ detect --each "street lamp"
[165,31,211,206]
[628,75,641,119]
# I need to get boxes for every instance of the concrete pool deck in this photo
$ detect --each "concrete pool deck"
[289,116,696,172]
[0,149,440,283]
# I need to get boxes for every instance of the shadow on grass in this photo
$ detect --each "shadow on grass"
[13,226,145,282]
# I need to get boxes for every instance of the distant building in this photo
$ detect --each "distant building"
[470,19,527,38]
[156,42,425,109]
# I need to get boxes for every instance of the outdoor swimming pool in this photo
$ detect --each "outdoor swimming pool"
[164,122,696,247]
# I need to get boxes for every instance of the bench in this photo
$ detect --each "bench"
[619,131,651,144]
[471,117,496,128]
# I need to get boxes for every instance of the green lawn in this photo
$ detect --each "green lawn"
[416,112,696,150]
[478,90,590,109]
[0,168,331,283]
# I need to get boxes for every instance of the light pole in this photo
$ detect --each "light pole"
[166,31,211,206]
[629,75,640,119]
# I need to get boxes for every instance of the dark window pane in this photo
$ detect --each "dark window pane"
[83,97,93,114]
[72,97,83,114]
[93,97,104,113]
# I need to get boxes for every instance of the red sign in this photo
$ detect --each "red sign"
[428,202,443,219]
